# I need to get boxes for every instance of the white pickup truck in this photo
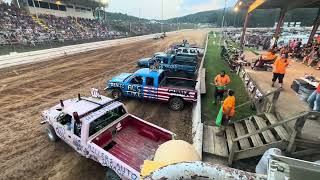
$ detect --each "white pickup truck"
[41,89,175,179]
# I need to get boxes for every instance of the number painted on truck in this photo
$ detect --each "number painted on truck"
[126,85,142,98]
[109,83,125,89]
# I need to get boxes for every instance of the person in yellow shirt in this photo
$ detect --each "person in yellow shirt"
[213,71,231,104]
[216,89,236,136]
[272,52,289,88]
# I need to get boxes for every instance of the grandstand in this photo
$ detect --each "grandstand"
[0,0,184,55]
[0,0,127,55]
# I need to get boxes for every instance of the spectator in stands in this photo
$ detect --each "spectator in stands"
[216,89,236,136]
[307,84,320,112]
[302,45,319,65]
[272,52,289,88]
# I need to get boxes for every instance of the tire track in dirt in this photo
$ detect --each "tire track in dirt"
[0,30,207,180]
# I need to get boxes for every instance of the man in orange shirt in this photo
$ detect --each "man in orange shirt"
[213,71,231,104]
[253,49,277,68]
[216,89,236,136]
[272,52,289,88]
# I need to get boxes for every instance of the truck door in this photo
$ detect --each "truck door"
[158,57,167,69]
[55,113,74,146]
[126,75,143,98]
[144,76,157,100]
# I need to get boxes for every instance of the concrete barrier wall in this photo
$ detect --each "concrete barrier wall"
[0,31,184,69]
[192,33,209,159]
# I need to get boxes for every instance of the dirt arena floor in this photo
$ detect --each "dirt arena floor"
[0,30,207,180]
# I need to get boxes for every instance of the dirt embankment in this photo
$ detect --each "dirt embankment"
[0,30,207,180]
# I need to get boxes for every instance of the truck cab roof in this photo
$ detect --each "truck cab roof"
[48,95,124,125]
[135,68,164,78]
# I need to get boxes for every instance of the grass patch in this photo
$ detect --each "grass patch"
[201,34,255,125]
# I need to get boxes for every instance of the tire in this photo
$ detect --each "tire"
[46,125,59,142]
[111,89,123,99]
[169,97,184,111]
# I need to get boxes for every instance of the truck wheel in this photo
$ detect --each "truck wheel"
[46,125,59,142]
[105,168,121,180]
[169,97,184,111]
[111,89,123,99]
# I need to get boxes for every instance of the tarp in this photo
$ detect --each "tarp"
[215,105,223,127]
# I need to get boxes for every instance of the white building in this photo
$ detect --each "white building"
[20,0,108,19]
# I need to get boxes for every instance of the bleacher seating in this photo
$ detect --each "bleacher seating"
[0,3,124,45]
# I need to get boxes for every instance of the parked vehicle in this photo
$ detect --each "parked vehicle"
[175,47,205,57]
[137,53,198,77]
[41,89,175,179]
[105,68,197,111]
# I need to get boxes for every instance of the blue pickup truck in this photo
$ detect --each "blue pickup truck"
[105,68,197,111]
[137,53,198,77]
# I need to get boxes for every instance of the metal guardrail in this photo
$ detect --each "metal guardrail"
[191,33,209,159]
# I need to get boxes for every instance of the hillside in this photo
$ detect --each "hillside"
[105,12,150,22]
[166,8,319,27]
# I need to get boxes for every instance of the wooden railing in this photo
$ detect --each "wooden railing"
[228,111,320,165]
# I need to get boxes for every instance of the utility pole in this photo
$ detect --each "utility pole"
[176,16,179,31]
[161,0,164,33]
[220,0,227,45]
[221,0,227,31]
[139,8,141,22]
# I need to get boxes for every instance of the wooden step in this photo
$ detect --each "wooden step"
[245,119,264,147]
[203,125,228,157]
[203,125,215,153]
[264,113,289,141]
[253,115,276,143]
[226,126,239,152]
[234,122,251,150]
[200,68,206,94]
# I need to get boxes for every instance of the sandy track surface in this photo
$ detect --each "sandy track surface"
[0,30,207,180]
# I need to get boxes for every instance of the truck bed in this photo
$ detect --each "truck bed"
[160,77,196,89]
[108,126,167,171]
[92,115,172,171]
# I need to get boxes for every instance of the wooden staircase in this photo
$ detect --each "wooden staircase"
[203,112,290,165]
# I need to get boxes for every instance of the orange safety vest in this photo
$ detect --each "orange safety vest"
[223,96,236,117]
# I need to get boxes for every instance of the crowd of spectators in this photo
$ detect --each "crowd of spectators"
[274,37,320,70]
[244,34,272,50]
[226,30,272,50]
[0,3,126,46]
[0,3,49,45]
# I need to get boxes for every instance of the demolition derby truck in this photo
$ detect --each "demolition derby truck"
[41,89,175,179]
[137,53,198,77]
[105,68,198,111]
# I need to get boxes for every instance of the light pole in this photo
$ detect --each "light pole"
[221,0,227,30]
